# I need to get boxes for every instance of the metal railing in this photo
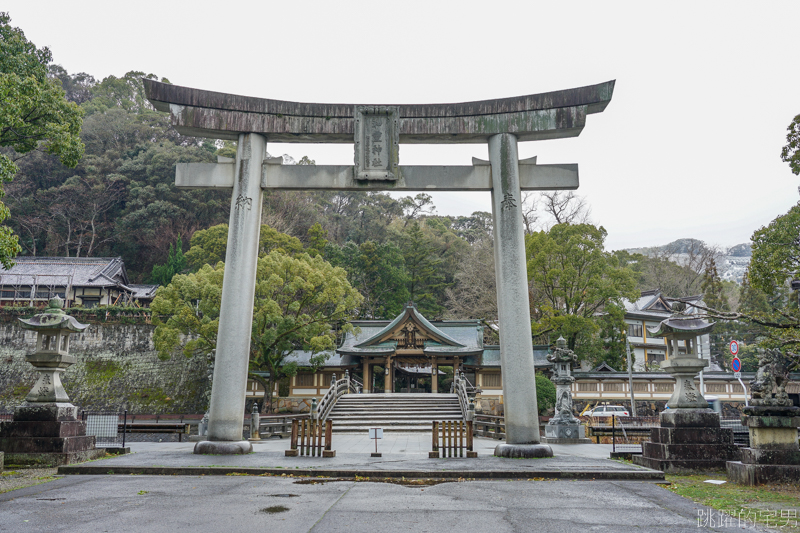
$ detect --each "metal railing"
[82,410,128,448]
[603,415,754,454]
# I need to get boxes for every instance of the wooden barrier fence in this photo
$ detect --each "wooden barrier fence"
[285,418,335,457]
[430,420,476,458]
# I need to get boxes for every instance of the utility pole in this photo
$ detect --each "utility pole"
[626,335,637,417]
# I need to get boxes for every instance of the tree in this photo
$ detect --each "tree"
[748,204,800,296]
[398,221,447,317]
[151,251,361,412]
[444,237,497,321]
[0,12,84,267]
[780,113,800,175]
[526,223,639,361]
[152,250,362,412]
[329,240,410,319]
[539,191,591,227]
[688,208,800,360]
[249,252,362,411]
[535,373,556,415]
[150,236,187,285]
[184,223,305,271]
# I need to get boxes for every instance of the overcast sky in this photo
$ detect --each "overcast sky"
[6,1,799,251]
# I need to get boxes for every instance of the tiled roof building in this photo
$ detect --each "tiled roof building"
[0,257,158,308]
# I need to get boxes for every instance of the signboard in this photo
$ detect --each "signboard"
[368,428,383,439]
[734,371,741,379]
[354,106,399,181]
[729,340,739,356]
[731,357,741,373]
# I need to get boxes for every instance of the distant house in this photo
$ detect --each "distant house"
[623,290,713,370]
[0,257,158,308]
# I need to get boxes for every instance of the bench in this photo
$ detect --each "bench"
[119,423,191,442]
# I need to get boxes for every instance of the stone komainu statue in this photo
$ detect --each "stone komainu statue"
[749,348,794,407]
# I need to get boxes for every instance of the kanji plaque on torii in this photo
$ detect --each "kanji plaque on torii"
[144,79,615,458]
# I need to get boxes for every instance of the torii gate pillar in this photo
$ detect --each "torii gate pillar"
[144,78,614,458]
[194,133,265,454]
[489,134,549,456]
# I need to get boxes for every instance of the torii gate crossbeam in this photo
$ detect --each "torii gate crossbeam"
[144,79,614,458]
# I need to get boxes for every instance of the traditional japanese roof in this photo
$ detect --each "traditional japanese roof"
[0,257,130,288]
[339,303,483,357]
[624,290,705,320]
[461,345,552,368]
[129,284,159,300]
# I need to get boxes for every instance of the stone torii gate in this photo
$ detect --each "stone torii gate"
[144,79,614,457]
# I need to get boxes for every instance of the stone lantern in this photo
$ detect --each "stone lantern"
[544,337,590,443]
[633,306,740,472]
[648,314,715,411]
[18,297,86,408]
[0,298,105,465]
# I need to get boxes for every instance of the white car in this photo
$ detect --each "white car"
[585,405,629,417]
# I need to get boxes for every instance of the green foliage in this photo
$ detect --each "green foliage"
[749,204,800,296]
[329,240,409,319]
[0,12,85,267]
[399,221,447,317]
[185,223,309,271]
[526,223,639,361]
[780,113,800,175]
[152,248,362,411]
[149,236,186,285]
[535,373,556,415]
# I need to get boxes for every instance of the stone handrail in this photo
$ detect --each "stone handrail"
[316,371,352,421]
[454,372,469,421]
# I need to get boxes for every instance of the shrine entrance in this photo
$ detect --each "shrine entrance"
[144,79,615,456]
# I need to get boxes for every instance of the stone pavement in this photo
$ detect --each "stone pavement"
[57,434,661,480]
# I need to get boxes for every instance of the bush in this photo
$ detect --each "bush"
[536,372,556,415]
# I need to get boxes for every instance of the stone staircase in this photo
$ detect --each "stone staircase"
[326,393,463,432]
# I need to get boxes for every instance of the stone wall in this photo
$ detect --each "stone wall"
[0,321,209,415]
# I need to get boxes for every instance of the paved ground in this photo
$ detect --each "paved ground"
[0,435,772,532]
[0,476,768,532]
[57,434,660,480]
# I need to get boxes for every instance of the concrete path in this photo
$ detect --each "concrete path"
[0,475,767,532]
[58,434,660,480]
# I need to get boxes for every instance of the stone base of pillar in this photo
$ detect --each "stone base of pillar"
[726,407,800,485]
[542,420,592,444]
[0,402,105,466]
[193,440,253,455]
[632,409,740,473]
[494,443,553,458]
[544,423,591,444]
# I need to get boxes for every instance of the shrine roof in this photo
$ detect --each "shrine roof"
[143,79,615,143]
[0,257,130,288]
[461,345,552,368]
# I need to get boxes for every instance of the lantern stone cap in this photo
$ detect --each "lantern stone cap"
[18,297,88,333]
[647,316,715,338]
[547,336,578,364]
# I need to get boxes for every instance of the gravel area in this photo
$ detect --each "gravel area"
[0,467,60,494]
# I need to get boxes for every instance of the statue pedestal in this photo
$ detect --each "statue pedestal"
[0,403,106,466]
[633,409,740,473]
[543,422,591,444]
[726,406,800,485]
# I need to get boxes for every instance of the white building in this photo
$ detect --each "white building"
[623,290,713,371]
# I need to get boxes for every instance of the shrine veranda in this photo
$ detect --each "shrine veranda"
[143,79,615,455]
